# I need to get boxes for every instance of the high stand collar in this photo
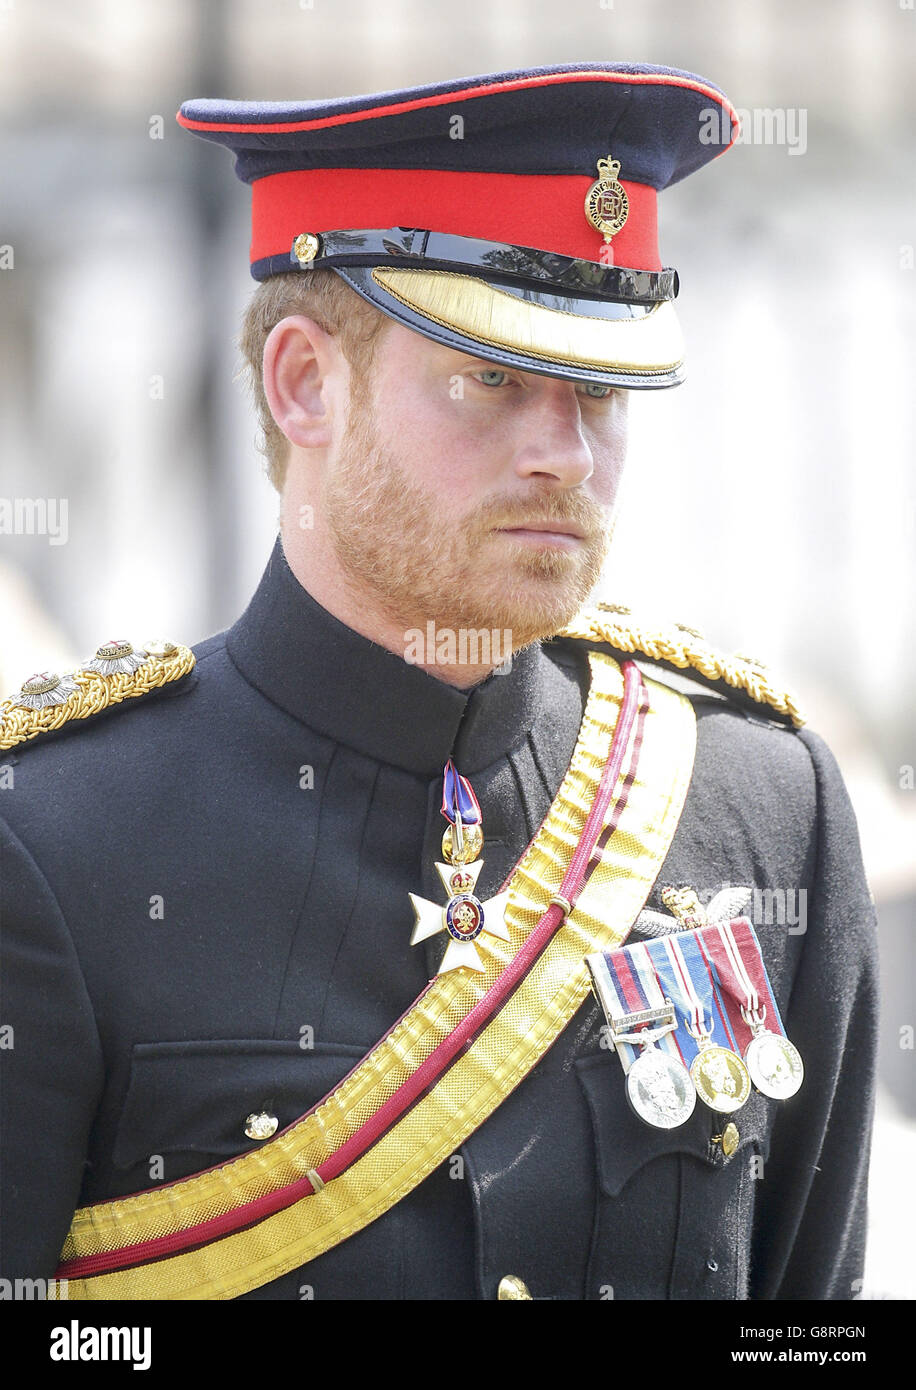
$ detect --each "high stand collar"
[226,535,553,778]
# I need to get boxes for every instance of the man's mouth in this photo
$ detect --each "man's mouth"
[494,521,588,545]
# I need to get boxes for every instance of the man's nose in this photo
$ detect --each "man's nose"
[512,384,595,488]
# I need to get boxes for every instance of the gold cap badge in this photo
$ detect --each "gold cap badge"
[584,156,630,243]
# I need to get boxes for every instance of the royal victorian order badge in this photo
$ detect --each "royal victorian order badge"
[409,760,510,975]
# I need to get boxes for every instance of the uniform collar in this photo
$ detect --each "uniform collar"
[226,536,553,778]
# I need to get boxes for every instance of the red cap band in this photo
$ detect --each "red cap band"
[250,168,660,271]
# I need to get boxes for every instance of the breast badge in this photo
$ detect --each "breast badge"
[409,759,510,975]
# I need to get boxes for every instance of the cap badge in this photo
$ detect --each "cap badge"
[584,156,630,242]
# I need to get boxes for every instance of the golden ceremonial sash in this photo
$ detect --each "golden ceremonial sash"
[53,651,696,1299]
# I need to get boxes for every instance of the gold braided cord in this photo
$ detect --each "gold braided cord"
[55,655,698,1299]
[557,605,805,728]
[0,645,196,751]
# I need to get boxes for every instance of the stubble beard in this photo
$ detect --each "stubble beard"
[324,391,614,653]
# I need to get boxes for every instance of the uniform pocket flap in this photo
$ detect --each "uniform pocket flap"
[113,1038,366,1170]
[575,1051,771,1197]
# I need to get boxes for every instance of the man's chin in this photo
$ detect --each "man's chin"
[428,575,598,653]
[480,548,607,648]
[501,595,593,651]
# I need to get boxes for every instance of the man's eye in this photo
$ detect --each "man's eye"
[474,369,510,387]
[581,382,615,399]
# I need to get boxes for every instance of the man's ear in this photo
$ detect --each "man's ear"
[262,315,346,450]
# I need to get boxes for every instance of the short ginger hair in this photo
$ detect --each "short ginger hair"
[239,270,389,492]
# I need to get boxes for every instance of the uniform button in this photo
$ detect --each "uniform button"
[497,1275,532,1300]
[712,1122,739,1157]
[293,232,321,264]
[146,639,178,659]
[706,1258,719,1273]
[245,1111,278,1140]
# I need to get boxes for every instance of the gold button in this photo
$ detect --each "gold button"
[244,1111,278,1140]
[146,639,178,660]
[497,1275,532,1300]
[712,1121,739,1157]
[293,233,321,265]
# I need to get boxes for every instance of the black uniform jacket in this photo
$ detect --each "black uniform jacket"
[0,539,878,1300]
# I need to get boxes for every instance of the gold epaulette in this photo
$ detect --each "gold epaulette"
[556,603,805,728]
[0,640,195,752]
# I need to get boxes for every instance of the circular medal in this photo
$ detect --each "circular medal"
[444,893,485,943]
[690,1044,751,1114]
[745,1032,804,1100]
[625,1049,696,1130]
[441,823,483,865]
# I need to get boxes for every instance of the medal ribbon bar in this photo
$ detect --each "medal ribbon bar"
[697,918,804,1101]
[587,942,697,1130]
[699,917,785,1049]
[646,930,741,1056]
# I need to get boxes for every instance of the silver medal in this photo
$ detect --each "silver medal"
[626,1047,696,1129]
[745,1030,804,1100]
[586,955,697,1131]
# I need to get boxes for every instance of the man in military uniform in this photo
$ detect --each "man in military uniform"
[0,64,877,1301]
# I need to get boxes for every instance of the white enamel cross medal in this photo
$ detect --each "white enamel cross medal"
[409,760,511,975]
[410,857,511,975]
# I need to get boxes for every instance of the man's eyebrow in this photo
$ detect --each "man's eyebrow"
[449,354,504,368]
